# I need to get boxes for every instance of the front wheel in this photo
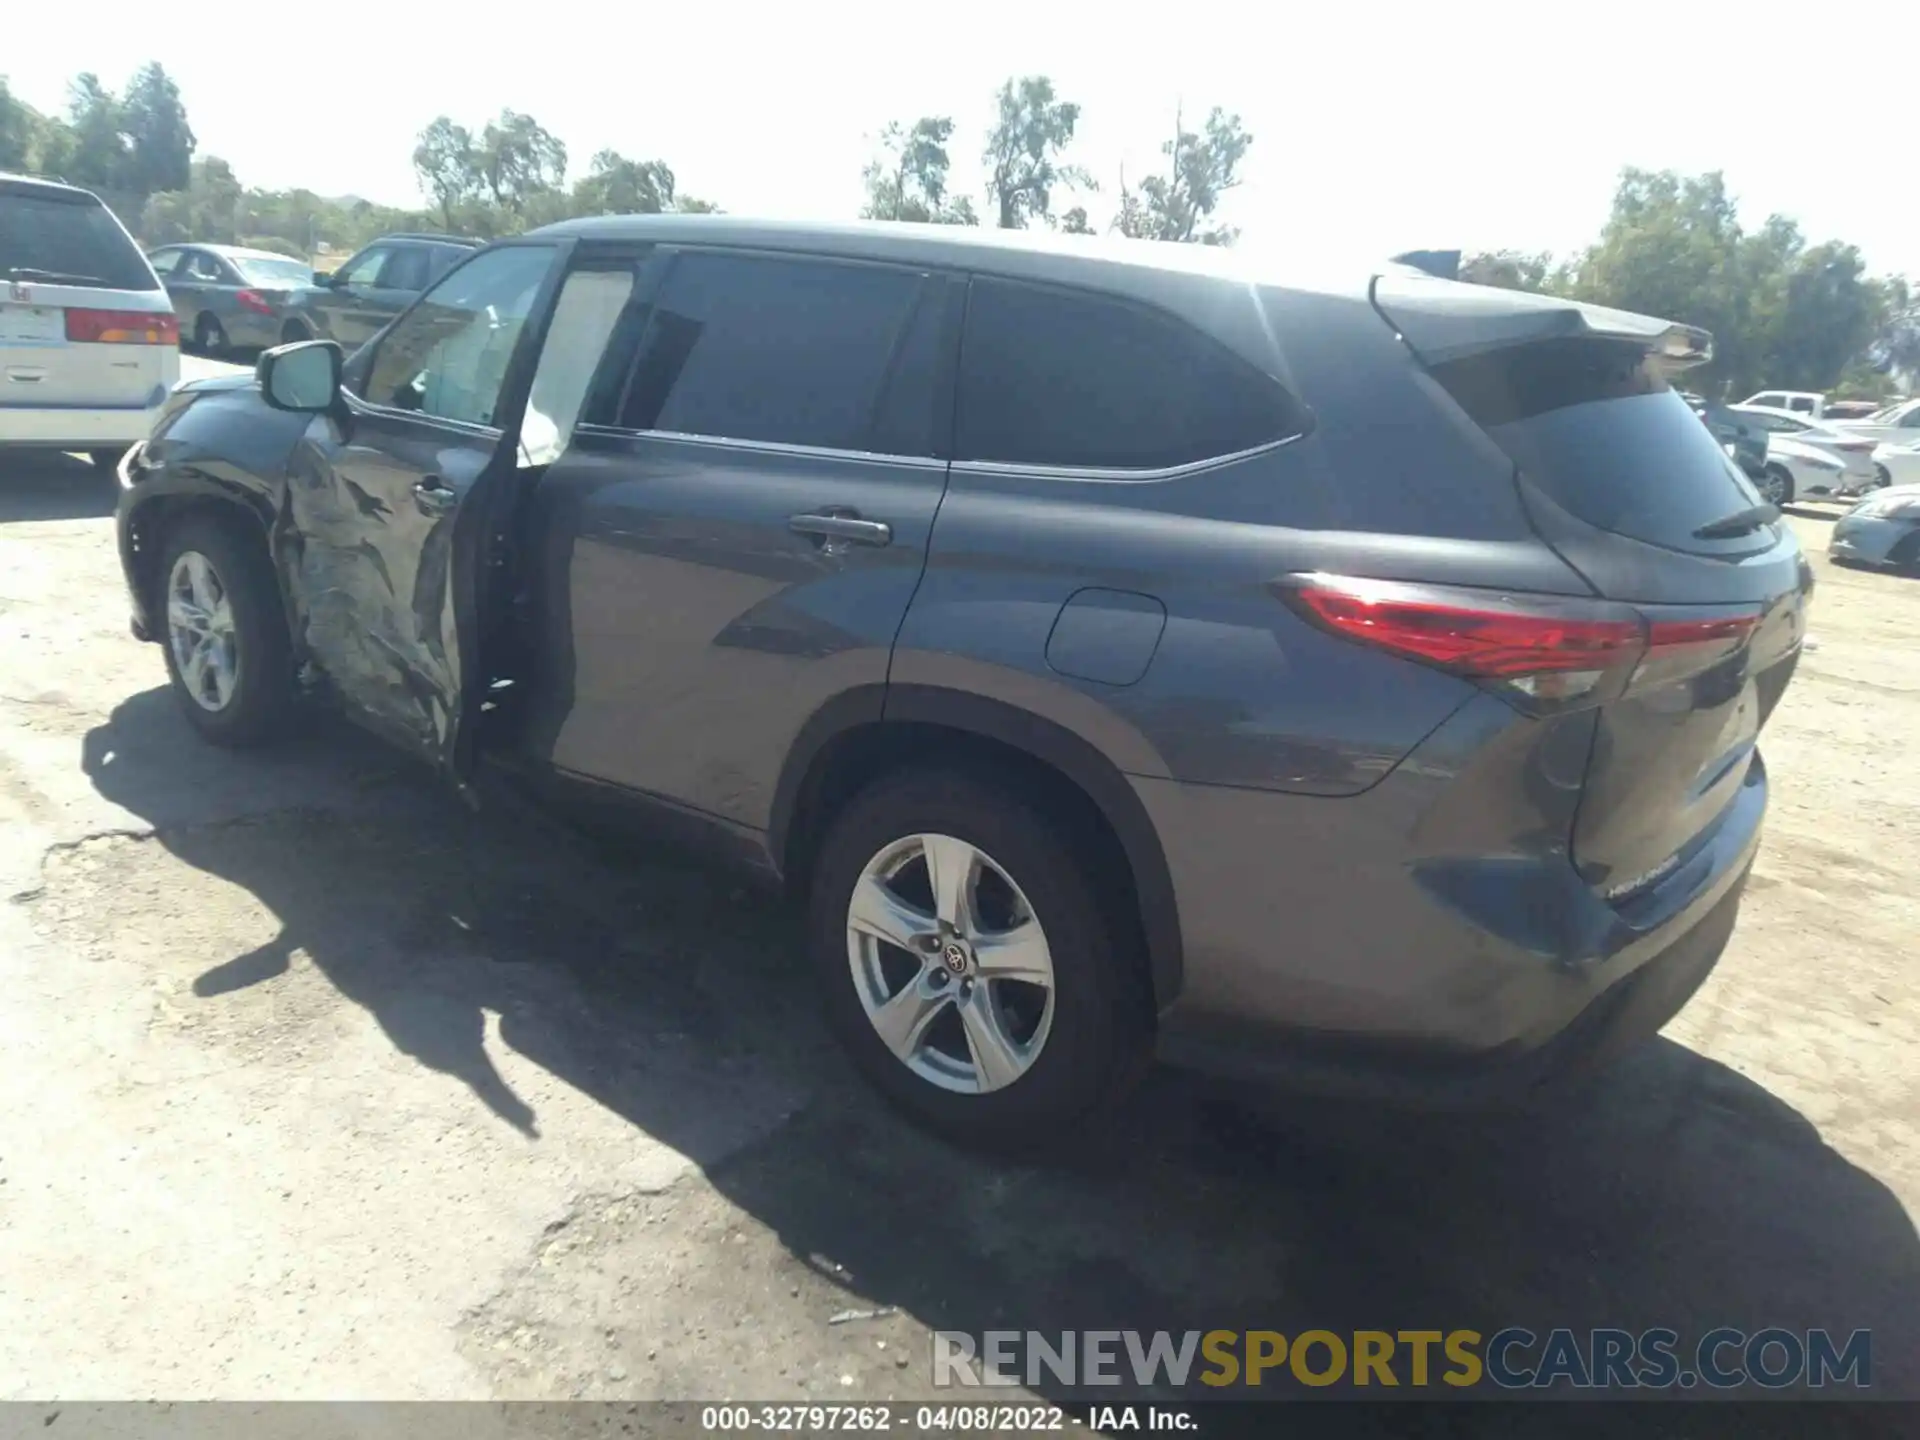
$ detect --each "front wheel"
[1760,464,1794,506]
[157,512,296,747]
[807,769,1152,1152]
[280,318,314,345]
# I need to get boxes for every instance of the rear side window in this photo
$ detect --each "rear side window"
[616,250,930,453]
[955,277,1299,471]
[0,188,155,291]
[382,246,432,291]
[1433,340,1765,553]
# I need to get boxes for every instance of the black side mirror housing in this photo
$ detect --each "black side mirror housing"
[258,339,344,414]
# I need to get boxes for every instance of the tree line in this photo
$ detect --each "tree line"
[5,65,1913,398]
[1462,170,1919,401]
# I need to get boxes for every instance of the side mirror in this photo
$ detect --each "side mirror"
[258,339,343,413]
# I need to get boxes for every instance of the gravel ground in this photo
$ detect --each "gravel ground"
[1,391,1914,1424]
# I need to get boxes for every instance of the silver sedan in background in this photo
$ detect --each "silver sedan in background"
[145,243,315,354]
[1830,486,1920,572]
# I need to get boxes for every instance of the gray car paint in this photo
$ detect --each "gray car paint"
[116,215,1806,1094]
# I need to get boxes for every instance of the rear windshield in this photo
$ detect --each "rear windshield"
[0,188,156,292]
[1429,339,1767,553]
[232,254,314,286]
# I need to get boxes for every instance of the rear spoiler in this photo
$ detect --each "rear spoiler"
[1373,269,1713,371]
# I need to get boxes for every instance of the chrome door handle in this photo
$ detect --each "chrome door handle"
[789,512,892,547]
[411,476,457,517]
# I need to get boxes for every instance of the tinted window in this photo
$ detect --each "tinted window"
[0,188,155,290]
[382,246,432,292]
[1434,339,1766,554]
[955,277,1297,470]
[617,251,928,452]
[360,244,555,425]
[429,244,471,281]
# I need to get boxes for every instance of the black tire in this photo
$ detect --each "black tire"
[194,313,227,355]
[156,511,296,747]
[1762,464,1794,506]
[280,318,313,345]
[807,768,1152,1152]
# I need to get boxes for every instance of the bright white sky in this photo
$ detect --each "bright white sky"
[14,0,1916,278]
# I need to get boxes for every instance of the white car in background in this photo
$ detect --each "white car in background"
[1828,396,1920,447]
[1,172,179,471]
[1759,434,1851,504]
[1731,404,1881,494]
[1873,438,1920,490]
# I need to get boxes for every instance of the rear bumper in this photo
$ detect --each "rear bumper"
[0,402,163,448]
[1143,721,1768,1106]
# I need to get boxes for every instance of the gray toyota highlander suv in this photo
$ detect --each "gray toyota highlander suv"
[113,217,1809,1149]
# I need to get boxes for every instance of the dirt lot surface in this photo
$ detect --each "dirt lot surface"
[1,389,1915,1426]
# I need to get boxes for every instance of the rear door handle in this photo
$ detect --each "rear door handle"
[412,476,457,517]
[789,511,892,548]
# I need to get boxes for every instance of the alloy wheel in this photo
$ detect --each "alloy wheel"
[167,550,241,712]
[845,832,1056,1095]
[1761,466,1792,506]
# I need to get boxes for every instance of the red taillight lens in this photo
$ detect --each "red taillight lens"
[236,289,275,316]
[1283,575,1644,678]
[1279,575,1761,713]
[64,308,179,345]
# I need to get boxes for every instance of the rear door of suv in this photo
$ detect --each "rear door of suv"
[516,244,963,832]
[1,178,177,420]
[1374,274,1812,903]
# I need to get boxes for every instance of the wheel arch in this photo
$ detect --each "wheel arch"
[772,684,1184,1012]
[124,479,277,627]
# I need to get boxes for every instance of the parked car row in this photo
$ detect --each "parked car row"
[148,234,477,356]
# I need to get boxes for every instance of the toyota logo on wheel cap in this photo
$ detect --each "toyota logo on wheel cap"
[941,942,969,976]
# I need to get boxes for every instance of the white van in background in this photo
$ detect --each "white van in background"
[1,173,180,471]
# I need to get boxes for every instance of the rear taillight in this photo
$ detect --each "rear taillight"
[236,289,275,316]
[1278,574,1762,713]
[65,308,179,345]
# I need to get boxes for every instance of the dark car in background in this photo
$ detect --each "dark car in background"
[112,218,1808,1149]
[277,233,476,351]
[147,243,315,354]
[1693,399,1770,482]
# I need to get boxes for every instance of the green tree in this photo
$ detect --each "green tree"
[982,76,1088,230]
[476,109,567,214]
[120,62,195,199]
[1565,168,1888,398]
[861,117,976,225]
[64,73,129,192]
[0,78,33,171]
[412,117,479,230]
[1112,106,1251,245]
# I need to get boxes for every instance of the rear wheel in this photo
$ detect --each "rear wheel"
[157,512,296,747]
[1760,464,1794,505]
[280,318,313,345]
[194,313,228,355]
[807,769,1152,1152]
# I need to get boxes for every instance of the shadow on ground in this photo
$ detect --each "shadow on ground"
[75,686,1920,1422]
[0,450,119,522]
